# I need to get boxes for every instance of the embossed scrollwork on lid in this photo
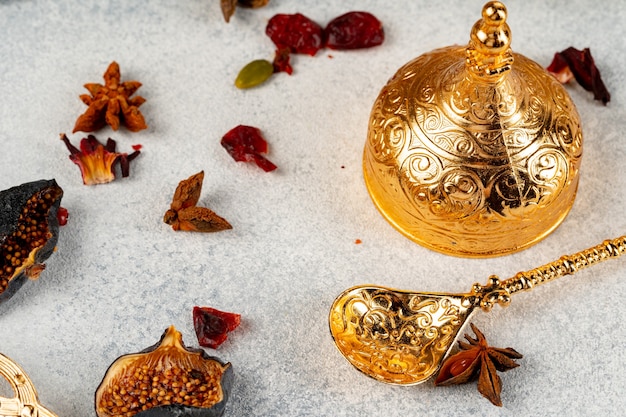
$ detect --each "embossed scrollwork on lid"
[472,130,510,159]
[437,169,485,218]
[362,3,583,256]
[502,128,534,152]
[402,166,485,220]
[527,147,569,190]
[367,112,411,164]
[554,113,583,157]
[379,82,407,115]
[402,150,443,184]
[420,105,447,134]
[488,168,543,217]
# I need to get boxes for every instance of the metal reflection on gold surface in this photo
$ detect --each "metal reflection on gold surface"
[363,1,582,257]
[330,236,626,385]
[329,287,477,385]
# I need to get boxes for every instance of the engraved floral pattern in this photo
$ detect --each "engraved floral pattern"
[364,46,583,256]
[329,287,476,385]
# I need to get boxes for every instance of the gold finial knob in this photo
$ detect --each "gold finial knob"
[466,1,513,78]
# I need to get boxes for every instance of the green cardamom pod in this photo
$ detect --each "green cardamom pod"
[235,59,274,89]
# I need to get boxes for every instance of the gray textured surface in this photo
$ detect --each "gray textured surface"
[1,0,625,416]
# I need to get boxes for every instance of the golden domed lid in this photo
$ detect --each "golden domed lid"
[364,1,583,257]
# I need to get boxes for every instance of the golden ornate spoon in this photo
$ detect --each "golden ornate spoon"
[0,353,57,417]
[329,236,626,385]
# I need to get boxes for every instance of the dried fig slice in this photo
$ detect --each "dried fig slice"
[0,179,64,303]
[95,325,233,417]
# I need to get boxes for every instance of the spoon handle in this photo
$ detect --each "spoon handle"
[470,236,626,311]
[505,236,626,293]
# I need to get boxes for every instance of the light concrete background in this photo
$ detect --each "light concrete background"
[0,1,624,416]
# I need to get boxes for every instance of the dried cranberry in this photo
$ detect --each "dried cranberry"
[57,207,69,226]
[272,47,293,75]
[193,306,241,349]
[221,125,277,172]
[324,11,384,50]
[266,13,324,56]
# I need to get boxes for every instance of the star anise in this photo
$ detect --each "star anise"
[73,61,147,133]
[435,323,523,407]
[164,171,232,232]
[220,0,269,23]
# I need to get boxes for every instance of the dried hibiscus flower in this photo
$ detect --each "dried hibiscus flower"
[73,61,147,133]
[0,179,63,303]
[221,0,269,23]
[435,323,523,407]
[164,171,232,232]
[547,47,610,105]
[221,125,277,172]
[61,133,141,185]
[193,306,241,349]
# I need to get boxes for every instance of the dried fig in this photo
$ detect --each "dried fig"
[0,179,64,303]
[95,325,233,417]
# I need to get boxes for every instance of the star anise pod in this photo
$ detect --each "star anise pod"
[164,171,232,232]
[220,0,269,23]
[73,61,147,133]
[435,323,523,407]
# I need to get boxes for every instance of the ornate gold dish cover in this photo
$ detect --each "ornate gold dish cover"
[364,1,582,257]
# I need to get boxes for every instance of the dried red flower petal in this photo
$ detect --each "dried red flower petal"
[193,306,241,349]
[547,47,610,105]
[546,51,574,84]
[60,133,141,185]
[73,61,147,132]
[221,125,277,172]
[266,13,324,56]
[324,11,384,50]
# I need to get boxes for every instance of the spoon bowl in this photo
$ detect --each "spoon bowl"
[330,236,626,384]
[329,286,478,384]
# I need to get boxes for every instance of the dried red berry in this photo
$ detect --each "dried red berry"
[266,13,324,56]
[57,207,69,226]
[272,47,293,75]
[324,11,384,50]
[193,306,241,349]
[221,125,277,172]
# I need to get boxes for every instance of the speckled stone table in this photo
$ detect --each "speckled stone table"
[1,1,624,416]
